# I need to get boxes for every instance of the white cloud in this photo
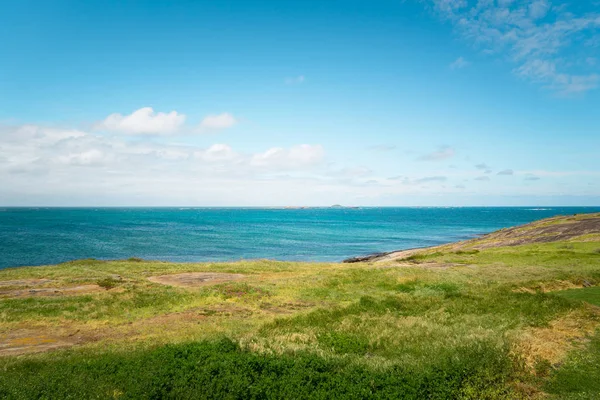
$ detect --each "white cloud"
[450,56,470,69]
[199,113,237,130]
[98,107,186,135]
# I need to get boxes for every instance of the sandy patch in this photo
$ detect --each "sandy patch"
[148,272,245,288]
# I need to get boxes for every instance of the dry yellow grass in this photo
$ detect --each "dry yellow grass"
[513,307,600,371]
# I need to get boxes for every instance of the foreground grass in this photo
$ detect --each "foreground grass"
[557,286,600,307]
[0,338,516,399]
[545,330,600,399]
[0,239,599,398]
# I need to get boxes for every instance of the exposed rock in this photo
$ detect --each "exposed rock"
[0,279,53,287]
[343,252,393,263]
[0,284,105,298]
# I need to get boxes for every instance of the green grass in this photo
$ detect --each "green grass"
[0,237,599,398]
[545,330,600,399]
[556,286,600,307]
[0,338,517,399]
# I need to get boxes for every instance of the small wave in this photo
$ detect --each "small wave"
[525,208,552,211]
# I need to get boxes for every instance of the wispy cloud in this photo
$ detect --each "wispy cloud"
[368,144,397,152]
[417,146,455,161]
[475,163,493,173]
[388,175,448,185]
[414,176,448,184]
[338,166,373,178]
[497,169,514,176]
[525,175,541,181]
[450,56,470,69]
[251,144,324,169]
[428,0,600,94]
[285,75,305,85]
[387,175,405,181]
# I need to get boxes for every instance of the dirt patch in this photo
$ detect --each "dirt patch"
[0,284,105,298]
[151,305,254,322]
[148,272,245,288]
[0,328,94,356]
[0,278,53,287]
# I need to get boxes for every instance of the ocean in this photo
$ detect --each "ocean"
[1,207,599,270]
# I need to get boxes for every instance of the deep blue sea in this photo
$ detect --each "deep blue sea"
[1,207,599,270]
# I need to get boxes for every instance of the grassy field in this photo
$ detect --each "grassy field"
[1,215,600,398]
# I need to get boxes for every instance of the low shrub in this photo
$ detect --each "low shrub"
[454,249,480,255]
[97,277,120,290]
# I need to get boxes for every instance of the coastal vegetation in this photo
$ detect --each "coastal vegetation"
[0,214,599,398]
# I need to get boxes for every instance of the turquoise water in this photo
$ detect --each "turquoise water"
[0,207,599,269]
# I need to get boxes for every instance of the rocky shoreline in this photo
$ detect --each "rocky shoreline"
[343,212,600,263]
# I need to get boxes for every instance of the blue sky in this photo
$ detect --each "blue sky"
[0,0,599,206]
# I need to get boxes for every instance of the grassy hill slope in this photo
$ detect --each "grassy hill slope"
[0,213,599,399]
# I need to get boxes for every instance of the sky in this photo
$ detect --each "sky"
[0,0,599,206]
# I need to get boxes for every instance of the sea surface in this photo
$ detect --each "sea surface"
[1,207,599,270]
